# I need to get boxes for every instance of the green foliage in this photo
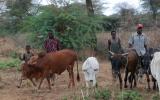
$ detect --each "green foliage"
[141,0,160,21]
[117,90,142,100]
[24,5,103,51]
[152,94,160,100]
[62,96,68,100]
[9,51,19,58]
[5,0,32,33]
[0,58,21,69]
[102,16,120,31]
[94,88,111,100]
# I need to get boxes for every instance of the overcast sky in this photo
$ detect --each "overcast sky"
[40,0,141,16]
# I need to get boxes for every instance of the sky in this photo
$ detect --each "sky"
[40,0,142,16]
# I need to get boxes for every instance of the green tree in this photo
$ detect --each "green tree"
[141,0,160,24]
[6,0,32,33]
[86,0,94,16]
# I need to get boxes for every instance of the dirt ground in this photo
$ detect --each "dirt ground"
[0,60,158,100]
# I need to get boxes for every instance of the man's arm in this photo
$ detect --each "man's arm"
[108,39,111,51]
[144,35,148,51]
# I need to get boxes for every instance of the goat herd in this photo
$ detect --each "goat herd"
[16,48,160,95]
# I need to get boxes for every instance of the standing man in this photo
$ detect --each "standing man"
[108,30,122,78]
[108,30,122,54]
[44,31,60,53]
[128,24,148,69]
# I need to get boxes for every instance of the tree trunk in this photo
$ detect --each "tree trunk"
[86,0,94,16]
[149,0,157,25]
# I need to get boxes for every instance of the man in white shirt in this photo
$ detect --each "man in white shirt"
[128,24,148,68]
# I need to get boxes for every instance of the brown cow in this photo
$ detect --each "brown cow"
[17,62,55,88]
[28,49,80,89]
[124,49,138,89]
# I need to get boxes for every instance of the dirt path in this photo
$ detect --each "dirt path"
[0,61,157,100]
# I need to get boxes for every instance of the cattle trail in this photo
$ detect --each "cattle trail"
[0,61,158,100]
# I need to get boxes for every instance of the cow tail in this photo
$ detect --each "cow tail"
[76,56,80,82]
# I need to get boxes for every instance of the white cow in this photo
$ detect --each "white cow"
[150,52,160,93]
[82,57,99,88]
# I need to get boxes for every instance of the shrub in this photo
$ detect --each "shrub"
[24,5,103,51]
[94,88,111,100]
[152,94,160,100]
[117,90,142,100]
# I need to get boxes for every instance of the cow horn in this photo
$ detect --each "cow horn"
[122,53,128,56]
[109,51,114,55]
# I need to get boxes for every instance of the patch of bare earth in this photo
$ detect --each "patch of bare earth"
[0,60,158,100]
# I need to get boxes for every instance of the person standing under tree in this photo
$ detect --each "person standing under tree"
[44,31,60,53]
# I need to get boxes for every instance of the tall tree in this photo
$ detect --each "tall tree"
[86,0,94,16]
[141,0,160,24]
[6,0,32,32]
[115,2,135,29]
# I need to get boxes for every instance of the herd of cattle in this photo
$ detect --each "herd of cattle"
[16,48,160,94]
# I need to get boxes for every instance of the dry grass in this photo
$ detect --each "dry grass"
[97,28,160,53]
[0,60,158,100]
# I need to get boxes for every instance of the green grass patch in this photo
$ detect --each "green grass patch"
[94,88,111,100]
[0,58,21,69]
[117,90,142,100]
[152,94,160,100]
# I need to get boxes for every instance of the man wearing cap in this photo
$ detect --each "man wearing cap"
[44,32,60,53]
[128,24,148,68]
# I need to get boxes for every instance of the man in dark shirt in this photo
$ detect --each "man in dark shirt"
[44,32,60,53]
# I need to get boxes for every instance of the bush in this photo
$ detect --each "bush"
[152,94,160,100]
[94,88,111,100]
[117,90,142,100]
[23,5,103,51]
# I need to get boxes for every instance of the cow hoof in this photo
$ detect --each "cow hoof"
[51,84,54,86]
[147,88,151,91]
[130,87,133,89]
[153,86,156,90]
[17,86,20,88]
[124,85,128,88]
[120,86,122,89]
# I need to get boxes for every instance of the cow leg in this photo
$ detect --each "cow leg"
[67,67,72,88]
[157,79,160,94]
[37,71,48,89]
[86,81,89,96]
[152,76,157,90]
[118,73,122,89]
[146,73,151,90]
[17,78,23,88]
[38,78,44,89]
[46,77,51,90]
[130,74,133,89]
[71,70,75,87]
[124,69,128,88]
[133,74,137,88]
[29,78,36,87]
[70,63,75,87]
[51,74,55,86]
